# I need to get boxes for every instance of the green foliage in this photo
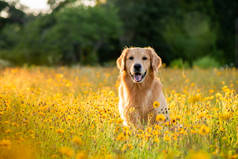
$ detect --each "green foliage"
[2,5,122,65]
[162,12,217,64]
[43,5,122,65]
[0,0,237,66]
[109,0,177,62]
[0,0,25,29]
[170,58,190,69]
[0,24,21,49]
[193,56,220,69]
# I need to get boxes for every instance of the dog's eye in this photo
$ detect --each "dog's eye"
[142,56,147,60]
[129,56,134,60]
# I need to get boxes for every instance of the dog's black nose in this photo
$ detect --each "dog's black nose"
[134,64,141,71]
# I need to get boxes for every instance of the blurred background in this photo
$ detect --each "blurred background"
[0,0,237,68]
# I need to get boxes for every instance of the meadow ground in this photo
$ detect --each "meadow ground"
[0,67,237,159]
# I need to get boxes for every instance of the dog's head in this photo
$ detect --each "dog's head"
[117,47,162,83]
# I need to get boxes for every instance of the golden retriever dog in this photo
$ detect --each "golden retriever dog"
[117,47,169,128]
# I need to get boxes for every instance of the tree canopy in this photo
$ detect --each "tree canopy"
[0,0,237,67]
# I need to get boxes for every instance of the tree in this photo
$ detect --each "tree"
[162,12,217,64]
[0,0,25,29]
[107,0,180,63]
[212,0,238,65]
[48,0,77,13]
[13,4,122,65]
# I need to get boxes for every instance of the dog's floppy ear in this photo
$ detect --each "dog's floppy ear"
[147,47,162,72]
[117,48,128,72]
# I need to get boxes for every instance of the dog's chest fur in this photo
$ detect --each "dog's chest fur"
[127,86,153,112]
[120,73,160,116]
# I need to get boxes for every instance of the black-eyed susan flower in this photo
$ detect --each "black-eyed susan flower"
[154,124,162,131]
[59,146,74,157]
[156,114,165,122]
[164,135,170,141]
[170,116,177,124]
[72,136,83,146]
[127,144,134,150]
[0,139,11,149]
[56,129,64,134]
[153,101,160,108]
[209,89,214,94]
[116,132,125,141]
[76,151,87,159]
[199,125,210,135]
[154,137,160,143]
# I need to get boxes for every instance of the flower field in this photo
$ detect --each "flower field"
[0,67,237,159]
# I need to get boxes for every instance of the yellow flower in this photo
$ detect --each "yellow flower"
[72,136,83,146]
[116,119,123,124]
[156,114,165,122]
[231,154,238,159]
[76,151,87,159]
[219,112,232,120]
[191,129,197,134]
[179,128,187,135]
[116,132,125,141]
[154,124,162,130]
[5,129,11,134]
[121,144,133,152]
[127,144,133,150]
[170,116,177,124]
[152,129,159,136]
[188,93,202,103]
[219,127,224,132]
[51,154,58,158]
[121,144,127,152]
[154,137,160,143]
[56,129,64,134]
[0,139,11,149]
[59,146,74,157]
[199,125,210,135]
[209,89,214,94]
[216,93,222,98]
[164,135,170,141]
[186,151,210,159]
[172,134,178,140]
[153,101,160,108]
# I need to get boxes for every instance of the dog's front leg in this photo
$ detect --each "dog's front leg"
[124,107,143,129]
[156,91,170,121]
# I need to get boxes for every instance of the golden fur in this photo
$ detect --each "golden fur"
[117,47,169,128]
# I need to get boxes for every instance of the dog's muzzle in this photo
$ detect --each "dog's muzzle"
[130,71,147,83]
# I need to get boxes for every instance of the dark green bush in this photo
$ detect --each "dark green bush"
[170,58,190,69]
[193,56,220,68]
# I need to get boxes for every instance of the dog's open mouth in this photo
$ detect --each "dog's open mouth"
[130,71,147,83]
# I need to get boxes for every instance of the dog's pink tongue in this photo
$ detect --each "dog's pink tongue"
[134,74,142,82]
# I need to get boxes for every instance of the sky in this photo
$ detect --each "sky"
[17,0,95,13]
[19,0,50,12]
